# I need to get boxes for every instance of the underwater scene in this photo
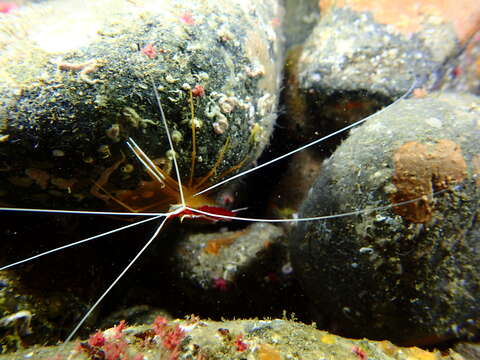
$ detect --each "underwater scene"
[0,0,479,359]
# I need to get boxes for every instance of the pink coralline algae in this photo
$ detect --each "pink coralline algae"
[141,43,157,59]
[113,320,127,339]
[179,12,195,25]
[76,317,189,360]
[212,277,230,291]
[191,84,205,97]
[0,2,18,13]
[77,320,145,360]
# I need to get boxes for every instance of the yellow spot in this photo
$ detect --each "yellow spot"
[171,130,183,144]
[122,107,142,128]
[406,347,438,360]
[121,164,135,173]
[321,334,336,345]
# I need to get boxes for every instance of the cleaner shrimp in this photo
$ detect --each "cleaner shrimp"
[0,77,431,349]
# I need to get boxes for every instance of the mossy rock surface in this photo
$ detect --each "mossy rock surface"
[0,0,283,352]
[0,0,283,210]
[291,92,480,344]
[0,318,467,360]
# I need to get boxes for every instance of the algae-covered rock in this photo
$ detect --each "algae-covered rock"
[283,0,320,49]
[0,317,467,360]
[0,270,94,353]
[284,0,480,146]
[169,222,295,316]
[291,92,480,344]
[438,28,480,95]
[0,0,284,352]
[0,0,283,210]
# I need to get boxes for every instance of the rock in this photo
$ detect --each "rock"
[168,222,295,317]
[437,29,480,95]
[284,0,480,149]
[291,92,480,345]
[0,317,467,360]
[0,269,94,353]
[0,0,284,351]
[454,342,480,360]
[283,0,319,49]
[0,0,283,210]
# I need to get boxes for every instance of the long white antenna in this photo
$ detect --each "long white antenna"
[0,207,167,216]
[194,80,417,197]
[152,82,186,206]
[185,186,451,223]
[0,215,164,271]
[60,81,193,348]
[62,215,170,345]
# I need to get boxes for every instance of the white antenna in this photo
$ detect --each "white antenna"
[58,81,195,350]
[0,215,164,271]
[62,215,170,345]
[185,186,451,223]
[194,80,417,197]
[151,82,186,206]
[0,207,167,216]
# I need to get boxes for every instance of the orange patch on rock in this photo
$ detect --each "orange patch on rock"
[413,88,428,98]
[390,139,466,223]
[257,344,281,360]
[203,230,246,255]
[319,0,480,41]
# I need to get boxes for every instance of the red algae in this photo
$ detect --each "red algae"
[234,334,248,352]
[152,316,186,360]
[88,331,106,347]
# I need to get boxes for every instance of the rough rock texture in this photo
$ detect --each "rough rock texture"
[454,342,480,360]
[291,92,480,345]
[0,270,94,353]
[0,0,284,352]
[168,222,297,316]
[437,29,480,95]
[283,0,320,49]
[284,0,480,149]
[0,0,283,210]
[0,318,467,360]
